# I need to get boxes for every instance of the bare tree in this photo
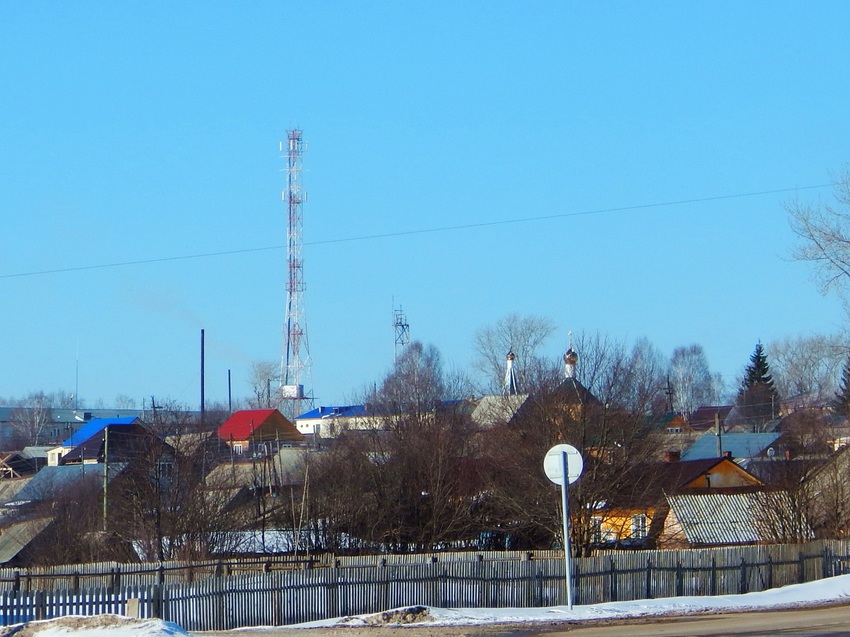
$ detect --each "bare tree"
[9,392,53,446]
[768,334,845,406]
[473,313,557,394]
[789,169,850,304]
[247,361,280,409]
[306,342,483,553]
[668,344,716,418]
[480,332,666,556]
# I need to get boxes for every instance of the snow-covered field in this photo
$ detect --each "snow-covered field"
[6,574,850,636]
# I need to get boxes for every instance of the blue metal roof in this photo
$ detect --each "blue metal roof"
[60,417,139,448]
[296,405,369,419]
[681,432,781,461]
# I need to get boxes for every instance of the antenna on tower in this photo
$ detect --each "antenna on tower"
[393,305,410,364]
[279,129,314,420]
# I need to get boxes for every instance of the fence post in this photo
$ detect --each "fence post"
[823,546,832,579]
[12,572,20,594]
[609,558,617,602]
[798,551,805,584]
[676,561,684,597]
[739,557,747,594]
[645,558,652,599]
[708,556,717,595]
[767,555,773,590]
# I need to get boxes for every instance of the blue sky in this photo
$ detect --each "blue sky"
[2,2,849,409]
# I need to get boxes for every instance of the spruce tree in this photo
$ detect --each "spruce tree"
[737,341,779,431]
[833,358,850,416]
[741,341,776,392]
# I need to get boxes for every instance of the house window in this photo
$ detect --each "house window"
[631,513,648,539]
[591,517,617,544]
[233,443,244,455]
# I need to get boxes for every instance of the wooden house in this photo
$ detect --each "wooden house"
[593,454,765,549]
[217,409,304,455]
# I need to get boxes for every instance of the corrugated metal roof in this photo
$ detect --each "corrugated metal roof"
[667,492,763,545]
[0,518,52,564]
[296,405,368,420]
[681,432,781,461]
[61,417,139,448]
[6,463,127,504]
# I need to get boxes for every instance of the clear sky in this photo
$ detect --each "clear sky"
[2,2,849,410]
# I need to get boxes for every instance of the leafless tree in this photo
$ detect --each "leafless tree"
[247,360,280,409]
[668,344,716,418]
[768,334,845,406]
[789,169,850,305]
[306,342,483,553]
[479,332,666,556]
[473,313,557,394]
[8,390,75,446]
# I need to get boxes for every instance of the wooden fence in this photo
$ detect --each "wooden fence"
[0,540,848,630]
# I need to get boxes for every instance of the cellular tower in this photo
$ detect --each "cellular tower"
[279,129,313,419]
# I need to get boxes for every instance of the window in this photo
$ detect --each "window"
[233,443,244,455]
[631,513,648,539]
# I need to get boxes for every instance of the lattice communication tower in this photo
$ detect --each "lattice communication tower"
[279,129,313,419]
[393,306,410,364]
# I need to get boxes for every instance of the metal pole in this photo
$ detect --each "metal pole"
[561,450,574,609]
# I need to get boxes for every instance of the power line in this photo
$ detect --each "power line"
[0,183,831,280]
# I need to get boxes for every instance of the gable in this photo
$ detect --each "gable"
[61,417,139,447]
[217,409,303,444]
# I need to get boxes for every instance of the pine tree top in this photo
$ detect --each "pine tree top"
[740,341,777,394]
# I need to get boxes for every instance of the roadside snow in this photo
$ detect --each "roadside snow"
[3,574,850,635]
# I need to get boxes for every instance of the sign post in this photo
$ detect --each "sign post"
[544,443,584,609]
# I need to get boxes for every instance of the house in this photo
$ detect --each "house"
[58,418,171,466]
[47,417,141,465]
[217,409,304,455]
[662,490,808,548]
[681,432,783,465]
[294,405,379,438]
[594,454,765,549]
[687,406,733,433]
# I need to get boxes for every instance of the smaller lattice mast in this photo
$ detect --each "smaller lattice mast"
[393,306,410,364]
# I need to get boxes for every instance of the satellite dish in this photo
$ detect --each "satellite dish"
[767,447,776,458]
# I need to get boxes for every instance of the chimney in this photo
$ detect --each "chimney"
[664,450,681,463]
[723,450,733,459]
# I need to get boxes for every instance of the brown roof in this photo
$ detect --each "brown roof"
[688,406,733,432]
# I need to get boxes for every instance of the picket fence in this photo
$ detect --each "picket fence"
[0,540,848,631]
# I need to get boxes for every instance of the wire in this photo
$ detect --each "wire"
[0,183,831,280]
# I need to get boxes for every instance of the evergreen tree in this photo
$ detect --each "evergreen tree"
[736,342,780,431]
[833,358,850,416]
[741,341,777,392]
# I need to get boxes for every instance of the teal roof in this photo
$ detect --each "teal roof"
[682,432,781,461]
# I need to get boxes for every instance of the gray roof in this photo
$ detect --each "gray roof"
[5,463,127,505]
[0,518,52,564]
[681,432,781,461]
[667,493,764,545]
[471,394,528,427]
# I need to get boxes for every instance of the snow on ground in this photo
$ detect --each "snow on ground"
[4,574,850,636]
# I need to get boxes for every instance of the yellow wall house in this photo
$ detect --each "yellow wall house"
[593,452,765,549]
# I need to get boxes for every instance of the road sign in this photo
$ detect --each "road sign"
[543,443,584,486]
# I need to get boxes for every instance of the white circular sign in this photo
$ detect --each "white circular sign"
[543,444,584,486]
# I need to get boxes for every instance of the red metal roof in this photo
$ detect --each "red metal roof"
[217,409,278,441]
